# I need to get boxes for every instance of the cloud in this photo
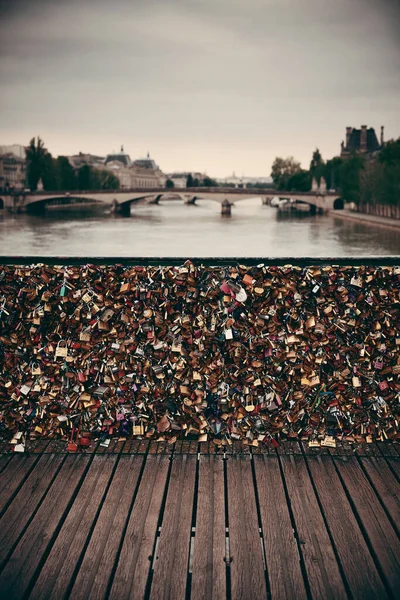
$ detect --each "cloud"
[0,0,399,175]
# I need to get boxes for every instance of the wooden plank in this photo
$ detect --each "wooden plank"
[109,455,170,600]
[280,454,347,600]
[189,441,199,454]
[227,457,267,600]
[0,440,11,453]
[191,456,226,600]
[0,454,40,515]
[386,458,400,480]
[150,455,196,600]
[30,455,117,600]
[0,454,13,474]
[333,455,400,596]
[307,455,388,599]
[121,439,140,453]
[96,439,118,454]
[0,455,89,599]
[138,440,149,454]
[0,454,65,567]
[30,439,51,453]
[148,441,159,454]
[359,456,400,534]
[376,442,400,458]
[254,454,307,600]
[69,455,144,600]
[46,439,68,453]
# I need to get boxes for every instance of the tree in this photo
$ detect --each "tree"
[203,177,217,187]
[324,157,343,191]
[192,177,199,187]
[165,178,174,189]
[57,156,77,190]
[309,148,325,185]
[97,169,120,190]
[25,137,47,191]
[271,157,302,190]
[78,165,93,190]
[186,173,194,187]
[287,169,311,191]
[378,138,400,166]
[41,154,58,191]
[339,153,365,205]
[375,138,400,207]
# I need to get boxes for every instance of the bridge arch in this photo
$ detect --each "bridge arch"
[333,198,344,210]
[26,196,104,213]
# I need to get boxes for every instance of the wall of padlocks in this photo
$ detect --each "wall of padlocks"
[1,262,399,449]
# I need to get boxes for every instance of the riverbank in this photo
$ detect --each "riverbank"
[333,209,400,230]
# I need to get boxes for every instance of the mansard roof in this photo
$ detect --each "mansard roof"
[344,127,381,153]
[104,153,132,167]
[133,159,158,170]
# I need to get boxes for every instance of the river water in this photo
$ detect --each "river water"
[0,198,399,257]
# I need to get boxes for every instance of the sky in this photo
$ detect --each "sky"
[0,0,399,177]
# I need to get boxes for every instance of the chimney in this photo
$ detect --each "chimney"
[380,126,384,146]
[346,127,352,148]
[360,125,367,152]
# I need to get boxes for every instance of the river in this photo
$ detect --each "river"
[0,198,399,257]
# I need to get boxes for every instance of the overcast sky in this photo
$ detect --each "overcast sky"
[0,0,399,176]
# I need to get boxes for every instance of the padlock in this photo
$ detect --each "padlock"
[31,361,41,376]
[82,289,95,303]
[68,428,79,452]
[79,432,91,448]
[55,340,68,358]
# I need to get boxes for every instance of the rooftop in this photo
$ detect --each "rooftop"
[342,126,382,154]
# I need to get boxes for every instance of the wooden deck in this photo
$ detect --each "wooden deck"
[0,440,399,600]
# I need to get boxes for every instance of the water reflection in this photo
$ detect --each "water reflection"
[0,199,399,257]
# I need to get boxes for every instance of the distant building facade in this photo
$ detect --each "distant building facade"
[0,153,26,191]
[0,144,26,159]
[216,173,273,188]
[68,147,165,189]
[341,125,384,157]
[68,153,105,169]
[167,172,208,188]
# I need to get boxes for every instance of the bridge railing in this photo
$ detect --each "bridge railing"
[7,187,340,197]
[0,256,398,266]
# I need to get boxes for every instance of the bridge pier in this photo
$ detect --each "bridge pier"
[148,194,163,205]
[111,200,131,217]
[221,199,233,216]
[184,196,197,205]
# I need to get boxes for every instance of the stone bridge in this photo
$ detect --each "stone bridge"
[0,188,343,216]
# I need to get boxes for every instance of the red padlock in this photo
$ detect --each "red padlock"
[68,427,78,452]
[79,432,91,448]
[78,371,87,383]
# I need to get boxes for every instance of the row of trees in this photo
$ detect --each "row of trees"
[26,137,120,191]
[186,173,218,187]
[164,174,219,189]
[270,138,400,207]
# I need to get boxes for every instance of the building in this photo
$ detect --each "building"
[67,147,165,189]
[216,173,273,188]
[167,172,208,188]
[104,148,164,188]
[131,154,165,188]
[0,144,26,159]
[68,153,105,169]
[340,125,384,157]
[0,153,26,191]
